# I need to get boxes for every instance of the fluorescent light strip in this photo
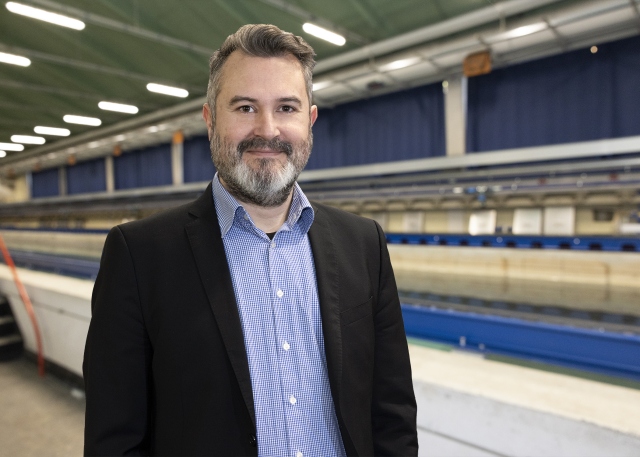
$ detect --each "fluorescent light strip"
[11,135,45,145]
[98,101,139,114]
[6,2,85,30]
[34,126,70,136]
[0,51,31,67]
[146,83,189,98]
[487,22,547,43]
[379,57,421,72]
[312,81,333,92]
[303,23,346,46]
[0,142,24,151]
[63,115,101,126]
[0,151,6,158]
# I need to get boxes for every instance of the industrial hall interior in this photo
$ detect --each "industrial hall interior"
[0,0,639,456]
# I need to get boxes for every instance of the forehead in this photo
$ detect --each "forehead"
[217,51,308,101]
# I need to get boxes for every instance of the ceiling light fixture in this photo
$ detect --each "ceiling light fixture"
[63,115,102,126]
[488,22,547,42]
[0,142,24,151]
[379,57,422,72]
[146,83,189,98]
[6,2,85,30]
[11,134,45,145]
[34,126,70,136]
[0,51,31,67]
[302,23,346,46]
[0,151,6,158]
[98,101,139,114]
[312,81,333,91]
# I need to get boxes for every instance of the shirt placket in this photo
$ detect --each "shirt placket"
[268,233,307,457]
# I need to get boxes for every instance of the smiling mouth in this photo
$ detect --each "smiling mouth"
[244,149,285,159]
[237,137,293,156]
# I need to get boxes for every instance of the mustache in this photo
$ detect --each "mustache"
[237,136,293,156]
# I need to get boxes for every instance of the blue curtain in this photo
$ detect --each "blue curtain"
[67,158,106,194]
[31,168,59,198]
[114,143,172,190]
[467,34,640,152]
[308,82,445,170]
[184,135,216,183]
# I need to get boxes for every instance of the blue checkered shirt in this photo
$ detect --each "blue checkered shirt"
[212,174,346,457]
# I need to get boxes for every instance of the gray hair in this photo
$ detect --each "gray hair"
[206,24,316,124]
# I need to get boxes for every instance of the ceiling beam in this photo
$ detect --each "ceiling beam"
[0,43,201,93]
[256,0,369,45]
[344,0,391,34]
[18,0,215,56]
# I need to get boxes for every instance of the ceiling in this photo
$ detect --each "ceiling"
[0,0,638,172]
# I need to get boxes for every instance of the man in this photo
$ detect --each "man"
[84,24,417,456]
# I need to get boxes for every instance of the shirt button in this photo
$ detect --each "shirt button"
[277,289,284,298]
[289,395,297,405]
[270,241,276,248]
[282,341,290,351]
[296,452,303,457]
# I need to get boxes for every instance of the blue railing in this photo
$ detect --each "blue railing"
[402,304,640,381]
[387,233,640,252]
[0,250,100,280]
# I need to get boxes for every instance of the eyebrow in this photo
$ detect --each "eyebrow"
[228,96,258,106]
[227,95,303,106]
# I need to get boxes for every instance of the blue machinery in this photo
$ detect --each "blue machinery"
[1,230,639,381]
[402,305,640,381]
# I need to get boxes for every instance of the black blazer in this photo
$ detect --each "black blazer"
[83,183,417,456]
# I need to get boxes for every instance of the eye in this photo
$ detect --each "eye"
[279,105,297,113]
[238,105,255,113]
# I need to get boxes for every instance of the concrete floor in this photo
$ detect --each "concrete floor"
[0,357,84,457]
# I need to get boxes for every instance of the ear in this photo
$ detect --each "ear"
[310,104,318,127]
[202,104,213,139]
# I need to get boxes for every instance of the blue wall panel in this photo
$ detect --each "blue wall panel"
[308,82,445,170]
[114,143,172,190]
[67,158,106,195]
[184,135,216,183]
[467,35,640,152]
[31,168,59,198]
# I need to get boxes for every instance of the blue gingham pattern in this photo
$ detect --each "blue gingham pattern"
[212,174,346,457]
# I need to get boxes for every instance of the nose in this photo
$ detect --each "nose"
[253,111,280,139]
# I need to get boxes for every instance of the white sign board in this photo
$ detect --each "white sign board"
[468,210,497,235]
[543,207,575,236]
[513,208,543,235]
[403,211,424,233]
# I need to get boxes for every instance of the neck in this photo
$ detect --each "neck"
[220,177,294,233]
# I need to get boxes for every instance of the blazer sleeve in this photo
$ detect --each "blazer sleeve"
[371,221,419,456]
[83,226,152,456]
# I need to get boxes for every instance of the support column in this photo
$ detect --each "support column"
[105,155,115,193]
[172,130,184,186]
[25,172,32,200]
[58,166,67,196]
[444,75,467,157]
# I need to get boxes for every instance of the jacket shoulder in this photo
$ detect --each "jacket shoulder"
[120,188,211,231]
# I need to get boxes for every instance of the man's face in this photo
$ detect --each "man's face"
[202,51,318,207]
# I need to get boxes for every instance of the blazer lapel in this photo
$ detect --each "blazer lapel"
[308,204,343,410]
[184,185,255,426]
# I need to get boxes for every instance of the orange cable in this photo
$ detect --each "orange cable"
[0,234,45,377]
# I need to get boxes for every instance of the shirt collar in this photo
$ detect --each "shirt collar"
[211,172,314,238]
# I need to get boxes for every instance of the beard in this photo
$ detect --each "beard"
[210,129,312,207]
